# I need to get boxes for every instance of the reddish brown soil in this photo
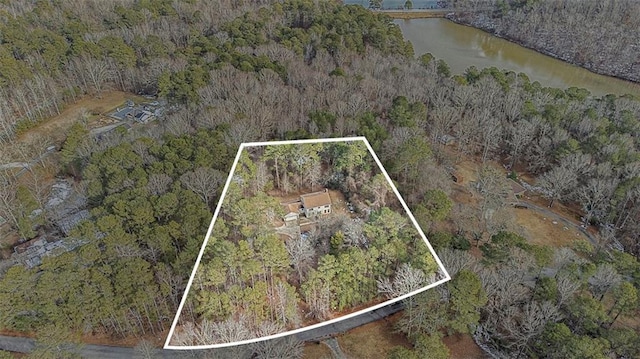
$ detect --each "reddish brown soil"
[329,297,389,321]
[303,340,335,358]
[0,229,20,259]
[79,332,142,347]
[443,333,488,359]
[337,312,412,358]
[0,329,35,338]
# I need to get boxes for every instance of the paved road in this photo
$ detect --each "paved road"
[295,301,404,342]
[0,301,405,357]
[0,335,35,354]
[0,335,148,358]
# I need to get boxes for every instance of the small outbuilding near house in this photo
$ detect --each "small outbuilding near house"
[451,171,464,184]
[509,179,526,198]
[283,202,302,226]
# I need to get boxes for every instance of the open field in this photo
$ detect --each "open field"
[12,91,144,160]
[514,207,589,247]
[450,154,598,249]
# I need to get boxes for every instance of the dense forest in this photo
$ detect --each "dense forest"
[449,0,640,83]
[171,141,441,346]
[0,0,638,357]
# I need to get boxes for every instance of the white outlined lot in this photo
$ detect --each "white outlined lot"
[164,136,451,350]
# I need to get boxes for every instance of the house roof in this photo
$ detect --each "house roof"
[284,202,302,214]
[301,190,331,209]
[56,210,90,236]
[14,236,47,254]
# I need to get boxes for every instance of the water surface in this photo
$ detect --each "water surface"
[395,18,640,97]
[344,0,444,9]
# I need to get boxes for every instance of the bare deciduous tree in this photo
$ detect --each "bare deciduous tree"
[437,248,478,278]
[578,177,617,225]
[147,173,173,196]
[22,167,54,225]
[503,300,562,358]
[538,164,578,207]
[180,167,226,207]
[250,336,304,359]
[377,263,428,299]
[342,218,366,247]
[304,280,331,321]
[305,160,322,192]
[476,108,503,163]
[70,55,112,97]
[255,160,271,193]
[0,171,19,229]
[285,238,315,281]
[507,119,536,169]
[133,339,159,359]
[589,264,622,301]
[555,272,581,308]
[362,173,389,210]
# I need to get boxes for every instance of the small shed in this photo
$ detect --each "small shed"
[451,171,464,184]
[282,202,302,226]
[13,236,47,255]
[509,179,526,197]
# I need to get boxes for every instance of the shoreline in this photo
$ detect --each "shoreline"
[379,9,449,19]
[445,13,640,89]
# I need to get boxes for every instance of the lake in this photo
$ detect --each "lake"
[344,0,446,9]
[394,18,640,97]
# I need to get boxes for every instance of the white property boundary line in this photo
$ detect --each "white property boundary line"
[164,136,451,350]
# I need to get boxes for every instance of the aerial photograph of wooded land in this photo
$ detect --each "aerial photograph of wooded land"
[169,139,445,347]
[0,0,639,358]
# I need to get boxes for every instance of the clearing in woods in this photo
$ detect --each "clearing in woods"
[514,207,589,247]
[452,157,594,248]
[1,91,145,256]
[13,91,144,159]
[327,312,488,359]
[336,313,412,359]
